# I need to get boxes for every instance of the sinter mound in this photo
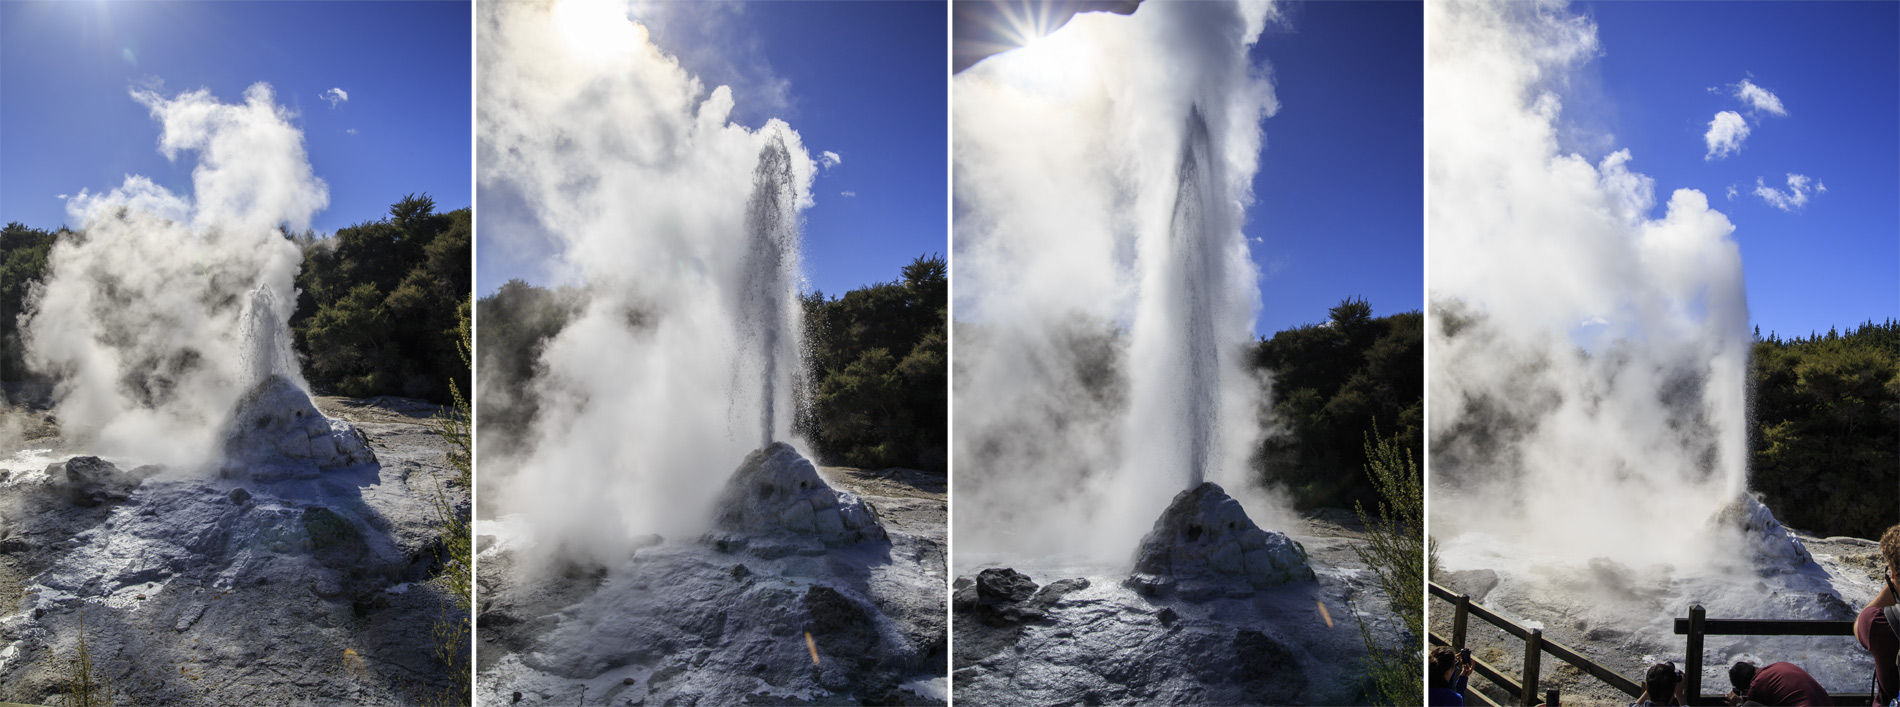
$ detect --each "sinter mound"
[222,374,375,479]
[1126,481,1313,600]
[705,441,885,557]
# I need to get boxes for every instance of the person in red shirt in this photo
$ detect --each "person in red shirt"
[1856,525,1900,707]
[1727,660,1833,706]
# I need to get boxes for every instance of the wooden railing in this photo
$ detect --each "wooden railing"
[1674,604,1873,706]
[1430,584,1877,706]
[1431,580,1643,706]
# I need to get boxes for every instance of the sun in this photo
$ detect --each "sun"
[553,0,640,64]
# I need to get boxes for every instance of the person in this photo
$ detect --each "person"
[1632,661,1687,707]
[1430,645,1475,706]
[1727,660,1833,706]
[1856,524,1900,706]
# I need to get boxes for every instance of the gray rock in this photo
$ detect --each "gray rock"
[1126,482,1313,598]
[52,456,140,506]
[1436,568,1499,603]
[221,374,375,475]
[709,442,886,552]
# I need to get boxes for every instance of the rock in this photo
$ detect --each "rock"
[975,568,1038,604]
[1233,629,1301,685]
[709,442,887,551]
[730,564,750,581]
[804,585,880,660]
[1156,607,1179,625]
[1126,482,1313,599]
[222,374,376,475]
[1436,568,1500,604]
[966,568,1083,626]
[1710,492,1814,567]
[1026,578,1089,614]
[228,487,252,505]
[53,456,139,507]
[302,506,366,568]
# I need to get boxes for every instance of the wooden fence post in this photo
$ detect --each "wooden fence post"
[1685,605,1706,706]
[1523,627,1543,706]
[1546,688,1560,706]
[1453,594,1470,649]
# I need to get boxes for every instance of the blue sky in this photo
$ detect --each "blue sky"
[1573,1,1898,339]
[474,1,947,299]
[0,1,472,234]
[1249,0,1423,337]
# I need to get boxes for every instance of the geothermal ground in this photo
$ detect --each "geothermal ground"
[952,507,1399,706]
[474,462,948,706]
[0,392,467,705]
[0,389,471,703]
[1433,524,1885,706]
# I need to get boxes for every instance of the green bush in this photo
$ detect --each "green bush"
[292,194,471,403]
[1750,321,1900,540]
[1251,298,1424,509]
[800,254,948,471]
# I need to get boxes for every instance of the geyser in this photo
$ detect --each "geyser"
[706,442,887,557]
[20,82,362,473]
[736,134,805,448]
[1424,0,1872,692]
[952,0,1283,564]
[1125,482,1314,600]
[478,0,819,566]
[1429,0,1753,571]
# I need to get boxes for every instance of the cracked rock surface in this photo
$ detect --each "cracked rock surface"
[953,509,1395,706]
[0,395,465,705]
[1126,482,1316,600]
[221,375,377,481]
[477,451,947,706]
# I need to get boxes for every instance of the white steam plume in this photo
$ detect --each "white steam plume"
[952,0,1285,567]
[22,83,323,468]
[478,0,816,567]
[1429,0,1753,571]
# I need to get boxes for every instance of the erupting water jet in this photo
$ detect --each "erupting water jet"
[736,132,805,448]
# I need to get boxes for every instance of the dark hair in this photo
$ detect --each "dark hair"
[1646,662,1682,704]
[1729,661,1758,695]
[1430,646,1459,689]
[1882,525,1900,577]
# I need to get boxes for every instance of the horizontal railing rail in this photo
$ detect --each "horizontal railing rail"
[1431,580,1642,706]
[1674,604,1871,706]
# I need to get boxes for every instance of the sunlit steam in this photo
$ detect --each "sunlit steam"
[21,83,323,468]
[478,0,815,568]
[1428,0,1754,572]
[953,0,1286,566]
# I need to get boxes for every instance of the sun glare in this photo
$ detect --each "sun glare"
[554,0,639,63]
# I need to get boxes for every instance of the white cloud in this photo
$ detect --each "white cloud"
[1753,173,1818,211]
[840,190,856,197]
[1703,110,1749,160]
[819,151,841,169]
[345,128,358,135]
[1724,184,1737,200]
[1816,181,1827,194]
[1733,79,1785,116]
[320,87,349,108]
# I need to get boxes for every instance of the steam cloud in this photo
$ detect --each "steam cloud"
[22,83,325,468]
[1429,0,1754,571]
[952,0,1286,566]
[477,0,816,567]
